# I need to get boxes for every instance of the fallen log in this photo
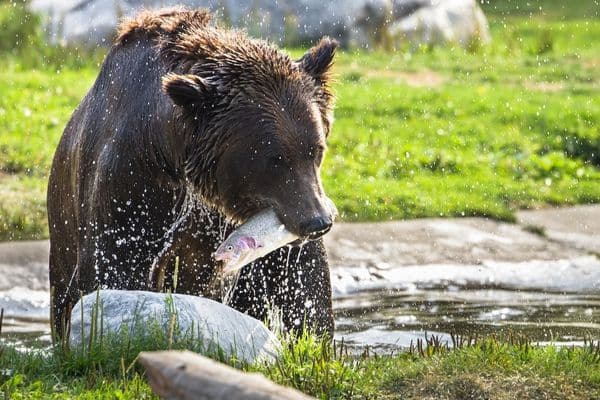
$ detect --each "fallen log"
[138,350,315,400]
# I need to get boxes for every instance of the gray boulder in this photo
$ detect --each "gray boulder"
[29,0,490,48]
[69,290,281,364]
[30,0,392,47]
[389,0,491,48]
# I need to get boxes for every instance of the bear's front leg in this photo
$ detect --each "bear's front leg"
[228,239,334,337]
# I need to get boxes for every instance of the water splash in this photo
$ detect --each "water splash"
[148,189,203,289]
[284,245,293,274]
[294,241,305,265]
[218,215,229,241]
[221,268,243,306]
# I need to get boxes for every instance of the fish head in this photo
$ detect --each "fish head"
[214,235,262,271]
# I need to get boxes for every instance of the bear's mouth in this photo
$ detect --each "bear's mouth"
[218,197,264,226]
[229,204,310,243]
[308,224,332,239]
[223,196,331,243]
[290,227,330,245]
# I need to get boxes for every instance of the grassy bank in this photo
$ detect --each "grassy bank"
[2,331,600,399]
[1,1,599,239]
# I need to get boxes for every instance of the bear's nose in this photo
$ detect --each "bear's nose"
[299,217,333,239]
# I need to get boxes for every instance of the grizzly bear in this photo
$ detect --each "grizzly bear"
[47,8,338,339]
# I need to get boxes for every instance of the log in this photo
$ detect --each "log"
[138,350,315,400]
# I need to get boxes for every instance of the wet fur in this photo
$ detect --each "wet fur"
[48,8,336,338]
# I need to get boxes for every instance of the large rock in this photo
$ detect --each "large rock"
[29,0,490,48]
[30,0,392,47]
[69,290,281,364]
[389,0,491,48]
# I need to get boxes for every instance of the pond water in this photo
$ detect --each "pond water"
[1,242,599,351]
[330,256,600,351]
[334,286,600,351]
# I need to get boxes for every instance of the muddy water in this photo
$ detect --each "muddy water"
[1,240,600,351]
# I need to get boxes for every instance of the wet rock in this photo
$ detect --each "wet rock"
[0,241,49,322]
[69,290,281,364]
[0,288,48,321]
[516,205,600,253]
[323,217,585,268]
[331,256,600,296]
[0,240,48,291]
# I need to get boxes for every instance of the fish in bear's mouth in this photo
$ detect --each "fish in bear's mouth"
[213,208,306,274]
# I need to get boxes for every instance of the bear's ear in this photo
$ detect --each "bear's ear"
[162,73,213,107]
[297,37,338,83]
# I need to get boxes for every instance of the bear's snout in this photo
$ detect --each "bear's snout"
[293,195,337,239]
[298,216,333,239]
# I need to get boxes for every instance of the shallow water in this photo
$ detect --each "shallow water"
[329,256,600,351]
[1,245,599,351]
[334,286,600,351]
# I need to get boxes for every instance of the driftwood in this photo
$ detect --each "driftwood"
[138,350,315,400]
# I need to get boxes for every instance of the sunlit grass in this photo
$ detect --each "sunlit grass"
[2,329,600,399]
[0,174,47,240]
[0,66,98,176]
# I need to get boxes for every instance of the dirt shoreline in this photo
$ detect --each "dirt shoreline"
[325,205,600,269]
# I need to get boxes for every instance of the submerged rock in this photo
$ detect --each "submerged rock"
[69,290,281,364]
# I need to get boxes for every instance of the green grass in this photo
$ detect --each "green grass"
[2,331,600,399]
[0,66,98,240]
[1,1,599,239]
[481,0,599,20]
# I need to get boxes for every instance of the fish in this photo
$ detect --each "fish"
[214,209,299,274]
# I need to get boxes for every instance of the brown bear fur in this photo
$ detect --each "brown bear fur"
[47,7,338,339]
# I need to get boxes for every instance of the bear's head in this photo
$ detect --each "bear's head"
[162,32,338,240]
